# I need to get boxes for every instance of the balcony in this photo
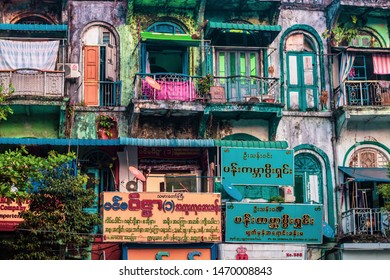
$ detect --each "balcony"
[99,81,122,106]
[134,73,279,104]
[339,0,390,8]
[341,80,390,107]
[0,69,64,97]
[342,208,389,237]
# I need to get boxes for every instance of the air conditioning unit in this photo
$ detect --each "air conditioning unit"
[57,63,80,79]
[280,186,296,203]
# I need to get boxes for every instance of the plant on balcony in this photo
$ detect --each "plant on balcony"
[197,74,214,99]
[269,195,284,203]
[0,83,14,122]
[96,114,118,139]
[322,16,362,46]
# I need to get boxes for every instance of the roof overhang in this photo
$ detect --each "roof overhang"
[338,166,390,182]
[0,137,288,149]
[140,32,201,47]
[205,21,281,46]
[0,24,68,39]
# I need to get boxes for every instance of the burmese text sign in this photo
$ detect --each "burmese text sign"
[101,192,221,243]
[225,203,323,244]
[221,148,294,186]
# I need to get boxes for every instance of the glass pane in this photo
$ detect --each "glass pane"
[165,174,198,192]
[306,89,314,108]
[288,55,298,85]
[294,175,304,203]
[303,56,314,85]
[289,91,299,110]
[240,53,246,76]
[309,174,319,203]
[230,52,236,76]
[250,53,256,76]
[219,52,225,77]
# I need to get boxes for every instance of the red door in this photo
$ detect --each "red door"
[84,46,99,106]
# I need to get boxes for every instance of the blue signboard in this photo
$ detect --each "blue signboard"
[225,203,323,244]
[221,147,294,186]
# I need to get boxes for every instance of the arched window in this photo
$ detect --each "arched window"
[285,31,320,111]
[348,147,389,167]
[294,153,323,203]
[147,22,185,34]
[80,150,116,213]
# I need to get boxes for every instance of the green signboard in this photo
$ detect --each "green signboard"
[225,203,323,244]
[221,147,294,186]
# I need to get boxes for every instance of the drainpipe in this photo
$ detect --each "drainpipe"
[198,0,207,75]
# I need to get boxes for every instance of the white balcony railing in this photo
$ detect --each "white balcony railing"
[0,69,65,97]
[342,208,389,236]
[342,80,390,106]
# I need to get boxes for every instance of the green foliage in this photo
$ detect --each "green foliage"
[0,83,14,121]
[1,163,100,260]
[269,196,284,203]
[197,74,214,97]
[378,164,390,211]
[96,114,116,138]
[0,148,76,200]
[322,16,362,46]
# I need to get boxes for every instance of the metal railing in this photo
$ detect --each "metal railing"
[99,80,122,106]
[281,0,323,4]
[135,73,279,103]
[341,208,389,236]
[0,69,64,97]
[342,80,390,106]
[340,0,390,7]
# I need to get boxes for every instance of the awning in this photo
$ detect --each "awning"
[0,24,68,39]
[0,137,288,149]
[338,167,390,182]
[205,21,281,46]
[140,32,201,47]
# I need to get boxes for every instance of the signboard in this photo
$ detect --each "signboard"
[221,147,294,186]
[0,197,29,231]
[218,244,306,260]
[225,203,323,244]
[101,192,222,243]
[125,248,213,260]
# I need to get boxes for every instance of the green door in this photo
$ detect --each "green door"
[217,50,259,101]
[287,52,318,111]
[84,168,99,214]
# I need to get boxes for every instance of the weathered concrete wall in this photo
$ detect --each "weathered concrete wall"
[336,119,390,166]
[206,119,269,141]
[68,1,129,104]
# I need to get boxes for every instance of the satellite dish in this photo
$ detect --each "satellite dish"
[145,76,161,91]
[223,181,243,201]
[129,166,146,182]
[322,222,335,238]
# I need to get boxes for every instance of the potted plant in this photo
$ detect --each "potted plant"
[322,16,362,46]
[96,114,118,139]
[269,196,284,203]
[197,74,214,99]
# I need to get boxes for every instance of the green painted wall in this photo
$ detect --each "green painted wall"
[0,105,60,138]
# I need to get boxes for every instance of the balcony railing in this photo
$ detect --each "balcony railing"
[99,81,122,106]
[135,73,279,104]
[340,0,390,8]
[341,80,390,107]
[0,69,64,97]
[342,208,389,236]
[281,0,323,4]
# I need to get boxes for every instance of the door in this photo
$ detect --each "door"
[84,168,99,214]
[84,46,99,106]
[216,50,259,101]
[287,52,318,111]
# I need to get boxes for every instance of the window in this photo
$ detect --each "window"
[285,32,319,111]
[348,147,389,168]
[82,25,119,106]
[294,153,323,204]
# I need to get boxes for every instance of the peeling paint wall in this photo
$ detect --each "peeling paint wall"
[206,119,269,141]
